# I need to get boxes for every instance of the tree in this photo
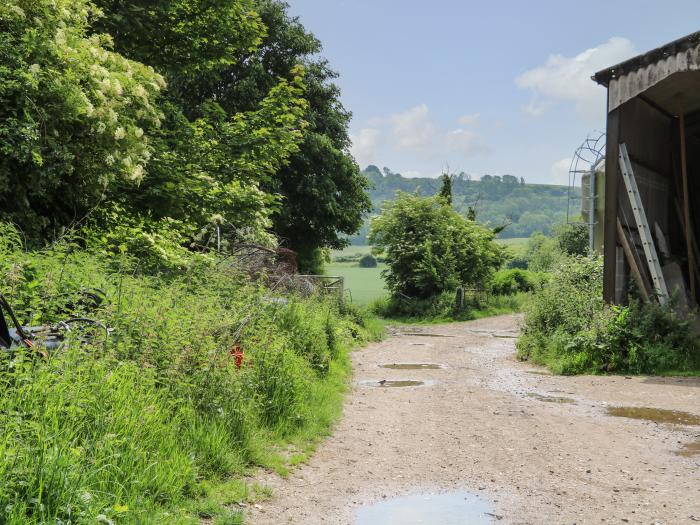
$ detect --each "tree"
[369,193,504,299]
[92,0,310,246]
[0,0,163,242]
[438,173,453,205]
[556,223,589,256]
[161,0,371,270]
[359,254,377,268]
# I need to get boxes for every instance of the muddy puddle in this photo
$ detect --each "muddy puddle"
[355,492,493,525]
[379,363,443,370]
[526,393,576,404]
[359,380,430,388]
[676,440,700,457]
[606,406,700,426]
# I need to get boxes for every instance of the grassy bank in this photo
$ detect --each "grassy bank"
[0,241,382,524]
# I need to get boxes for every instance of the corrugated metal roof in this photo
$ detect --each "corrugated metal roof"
[592,30,700,113]
[593,30,700,86]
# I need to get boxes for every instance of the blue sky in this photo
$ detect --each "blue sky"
[287,0,700,184]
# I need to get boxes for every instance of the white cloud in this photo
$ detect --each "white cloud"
[350,128,381,168]
[458,113,480,126]
[550,157,572,185]
[351,105,487,168]
[445,128,485,156]
[516,37,636,119]
[388,104,437,152]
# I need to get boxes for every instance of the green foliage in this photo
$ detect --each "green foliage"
[0,0,164,242]
[97,0,371,267]
[355,166,575,244]
[370,291,524,322]
[490,269,545,295]
[518,255,700,375]
[438,173,453,205]
[555,223,589,256]
[369,192,505,300]
[358,254,377,268]
[0,235,382,523]
[522,232,562,271]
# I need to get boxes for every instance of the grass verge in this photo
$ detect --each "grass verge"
[0,244,383,524]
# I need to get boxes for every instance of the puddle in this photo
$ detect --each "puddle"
[606,407,700,426]
[676,440,700,457]
[379,363,443,370]
[526,393,576,404]
[359,380,428,388]
[355,492,493,525]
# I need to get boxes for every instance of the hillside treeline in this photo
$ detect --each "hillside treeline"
[353,166,577,241]
[0,0,370,270]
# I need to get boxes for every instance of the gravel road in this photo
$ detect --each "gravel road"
[248,314,700,525]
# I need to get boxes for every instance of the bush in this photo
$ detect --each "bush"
[369,192,505,300]
[358,254,377,268]
[517,255,700,375]
[490,269,544,295]
[523,232,562,272]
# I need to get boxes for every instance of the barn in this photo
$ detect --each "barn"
[592,30,700,309]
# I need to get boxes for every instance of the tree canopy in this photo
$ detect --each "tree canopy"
[0,0,370,264]
[369,192,504,299]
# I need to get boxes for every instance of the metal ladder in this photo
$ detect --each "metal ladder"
[618,143,669,304]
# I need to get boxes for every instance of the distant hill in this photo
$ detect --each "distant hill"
[350,166,579,244]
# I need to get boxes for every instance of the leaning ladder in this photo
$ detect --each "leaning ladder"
[618,143,669,305]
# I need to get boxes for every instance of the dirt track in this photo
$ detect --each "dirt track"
[248,314,700,524]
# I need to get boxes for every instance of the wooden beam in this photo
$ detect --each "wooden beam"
[603,107,621,303]
[678,96,696,303]
[617,220,650,301]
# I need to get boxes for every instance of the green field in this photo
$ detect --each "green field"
[330,245,373,259]
[326,261,388,305]
[496,237,529,257]
[328,239,530,305]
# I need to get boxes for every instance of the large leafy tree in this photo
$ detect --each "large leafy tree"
[127,0,371,269]
[0,0,163,242]
[369,192,505,299]
[92,0,309,245]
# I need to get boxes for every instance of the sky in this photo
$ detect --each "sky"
[286,0,700,184]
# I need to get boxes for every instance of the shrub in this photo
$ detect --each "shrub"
[369,192,505,300]
[517,255,700,375]
[358,254,377,268]
[522,232,562,272]
[490,269,543,295]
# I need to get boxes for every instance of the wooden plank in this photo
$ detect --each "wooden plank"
[603,107,621,303]
[617,219,650,301]
[678,98,696,303]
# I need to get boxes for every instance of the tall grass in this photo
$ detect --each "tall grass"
[0,241,381,524]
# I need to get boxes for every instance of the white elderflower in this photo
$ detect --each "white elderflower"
[130,165,144,181]
[105,154,115,166]
[134,127,143,138]
[96,122,106,134]
[28,64,40,76]
[114,127,126,140]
